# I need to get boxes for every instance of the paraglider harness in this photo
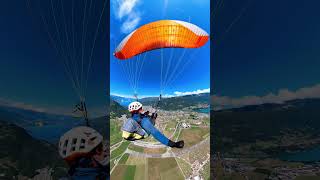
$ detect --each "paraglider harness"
[121,111,157,141]
[121,95,161,141]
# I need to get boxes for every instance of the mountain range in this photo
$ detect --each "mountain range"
[111,93,210,110]
[213,98,320,155]
[0,120,67,178]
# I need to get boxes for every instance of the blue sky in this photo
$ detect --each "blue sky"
[0,1,108,116]
[212,0,320,108]
[110,0,210,98]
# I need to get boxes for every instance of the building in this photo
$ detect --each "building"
[181,122,190,128]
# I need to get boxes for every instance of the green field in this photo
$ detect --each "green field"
[143,147,167,154]
[172,128,181,140]
[111,165,136,180]
[148,157,184,180]
[134,164,146,180]
[126,156,146,165]
[175,157,192,178]
[110,119,123,145]
[111,141,130,160]
[165,121,177,131]
[178,127,209,147]
[111,160,115,170]
[203,117,210,126]
[124,165,136,180]
[126,155,147,180]
[128,144,144,153]
[118,153,130,164]
[200,161,210,180]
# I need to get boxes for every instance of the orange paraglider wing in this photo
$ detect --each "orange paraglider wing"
[114,20,209,60]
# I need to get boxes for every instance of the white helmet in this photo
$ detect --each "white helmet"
[128,101,143,112]
[58,126,103,163]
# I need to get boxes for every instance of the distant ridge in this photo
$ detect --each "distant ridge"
[0,120,66,178]
[111,93,210,110]
[213,98,320,154]
[110,100,128,118]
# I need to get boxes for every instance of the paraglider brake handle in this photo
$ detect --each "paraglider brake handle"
[151,112,158,120]
[73,103,84,112]
[142,111,157,121]
[73,101,90,127]
[134,93,138,101]
[153,94,162,113]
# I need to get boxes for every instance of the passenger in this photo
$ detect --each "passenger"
[122,101,184,148]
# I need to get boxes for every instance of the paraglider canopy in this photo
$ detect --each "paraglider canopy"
[114,20,209,60]
[113,19,209,101]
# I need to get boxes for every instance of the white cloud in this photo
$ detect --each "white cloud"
[212,84,320,109]
[111,88,210,98]
[111,93,159,99]
[117,0,139,19]
[174,88,210,96]
[111,93,135,99]
[121,12,141,33]
[112,0,141,34]
[163,94,175,98]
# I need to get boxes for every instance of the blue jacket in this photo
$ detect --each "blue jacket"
[69,158,109,180]
[71,168,108,180]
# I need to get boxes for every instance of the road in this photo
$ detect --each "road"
[126,137,210,158]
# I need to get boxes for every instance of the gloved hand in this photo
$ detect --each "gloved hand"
[151,112,157,120]
[140,111,150,119]
[143,111,150,116]
[168,140,184,148]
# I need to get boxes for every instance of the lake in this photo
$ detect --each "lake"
[193,107,210,113]
[278,146,320,162]
[26,124,75,143]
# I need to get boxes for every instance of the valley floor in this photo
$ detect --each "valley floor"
[110,109,210,180]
